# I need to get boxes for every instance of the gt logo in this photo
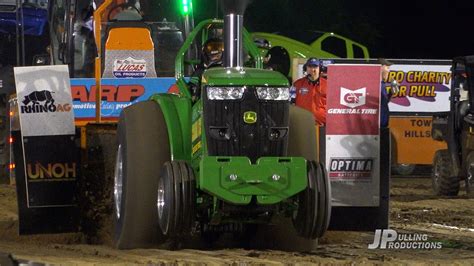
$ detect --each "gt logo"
[243,111,257,124]
[340,87,366,108]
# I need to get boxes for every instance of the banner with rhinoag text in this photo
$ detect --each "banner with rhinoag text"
[13,65,79,234]
[326,64,381,207]
[14,65,75,136]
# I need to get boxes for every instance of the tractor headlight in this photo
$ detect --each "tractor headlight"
[256,87,290,101]
[207,86,246,100]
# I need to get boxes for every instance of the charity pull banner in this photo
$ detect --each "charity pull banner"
[326,64,381,207]
[387,64,451,113]
[14,65,75,137]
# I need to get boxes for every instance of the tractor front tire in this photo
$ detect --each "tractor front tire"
[157,161,195,243]
[114,101,170,249]
[288,106,331,238]
[293,161,322,239]
[432,149,459,196]
[314,162,331,238]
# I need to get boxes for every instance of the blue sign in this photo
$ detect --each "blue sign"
[70,78,177,120]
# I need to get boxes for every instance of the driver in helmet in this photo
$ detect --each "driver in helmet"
[202,38,224,68]
[189,38,224,99]
[168,38,224,99]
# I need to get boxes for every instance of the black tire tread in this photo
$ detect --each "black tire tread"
[432,150,459,196]
[159,161,195,241]
[114,100,170,249]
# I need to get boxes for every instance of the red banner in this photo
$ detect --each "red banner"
[326,65,381,135]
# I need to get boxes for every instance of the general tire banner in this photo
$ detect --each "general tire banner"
[14,65,75,137]
[326,64,381,207]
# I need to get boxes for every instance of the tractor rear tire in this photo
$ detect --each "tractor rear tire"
[157,161,195,242]
[114,101,170,249]
[287,106,317,161]
[432,149,459,196]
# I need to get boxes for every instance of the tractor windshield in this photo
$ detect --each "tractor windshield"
[48,0,187,77]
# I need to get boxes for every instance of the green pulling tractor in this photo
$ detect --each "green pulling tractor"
[113,0,331,249]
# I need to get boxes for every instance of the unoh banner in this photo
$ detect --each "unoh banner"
[326,64,381,207]
[387,64,451,113]
[70,77,176,120]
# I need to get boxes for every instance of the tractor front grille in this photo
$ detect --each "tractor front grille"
[203,86,289,163]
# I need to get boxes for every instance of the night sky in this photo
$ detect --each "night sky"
[195,0,474,59]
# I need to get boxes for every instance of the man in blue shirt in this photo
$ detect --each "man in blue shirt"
[379,58,397,128]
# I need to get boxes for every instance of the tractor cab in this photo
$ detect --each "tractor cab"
[432,55,474,196]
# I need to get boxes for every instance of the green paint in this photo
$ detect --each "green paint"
[149,93,192,161]
[199,156,307,204]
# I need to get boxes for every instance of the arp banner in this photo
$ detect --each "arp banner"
[326,64,381,207]
[70,77,175,120]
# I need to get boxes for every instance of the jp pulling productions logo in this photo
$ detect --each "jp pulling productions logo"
[368,229,442,250]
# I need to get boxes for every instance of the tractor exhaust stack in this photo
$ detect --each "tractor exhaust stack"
[220,0,250,68]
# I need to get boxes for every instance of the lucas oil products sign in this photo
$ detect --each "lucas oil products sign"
[14,65,75,137]
[326,64,381,207]
[113,57,147,78]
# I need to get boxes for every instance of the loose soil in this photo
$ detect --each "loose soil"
[1,177,473,265]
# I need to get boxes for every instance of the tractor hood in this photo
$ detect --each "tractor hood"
[202,67,289,87]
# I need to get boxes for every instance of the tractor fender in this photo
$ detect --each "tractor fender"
[149,94,192,161]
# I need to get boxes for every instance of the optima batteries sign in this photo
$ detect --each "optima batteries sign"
[14,65,75,136]
[326,64,381,207]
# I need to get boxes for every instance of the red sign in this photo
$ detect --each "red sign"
[326,65,381,135]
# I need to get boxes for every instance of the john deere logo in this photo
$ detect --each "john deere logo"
[243,111,257,124]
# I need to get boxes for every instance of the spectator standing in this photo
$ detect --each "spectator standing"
[290,57,327,125]
[379,58,398,128]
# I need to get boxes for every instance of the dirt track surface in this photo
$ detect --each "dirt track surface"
[1,177,474,265]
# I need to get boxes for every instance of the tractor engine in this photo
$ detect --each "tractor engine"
[203,85,290,163]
